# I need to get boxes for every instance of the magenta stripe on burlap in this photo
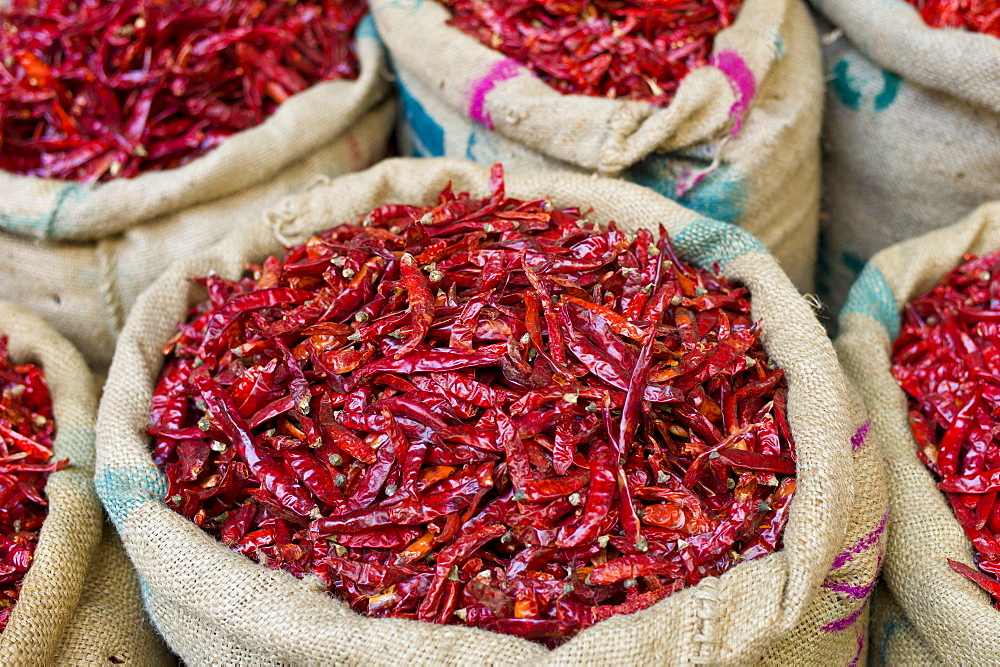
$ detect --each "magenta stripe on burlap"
[468,59,522,130]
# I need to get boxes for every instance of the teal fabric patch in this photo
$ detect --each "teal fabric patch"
[873,71,901,111]
[397,79,445,158]
[96,466,168,527]
[626,157,748,226]
[356,13,378,41]
[56,426,97,470]
[0,183,88,239]
[841,263,900,339]
[830,59,862,110]
[674,217,766,272]
[829,57,901,112]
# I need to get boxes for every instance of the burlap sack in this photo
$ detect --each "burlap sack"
[867,584,939,666]
[0,301,168,664]
[836,203,1000,664]
[370,0,822,293]
[96,157,884,665]
[0,18,395,372]
[53,522,173,665]
[815,0,1000,319]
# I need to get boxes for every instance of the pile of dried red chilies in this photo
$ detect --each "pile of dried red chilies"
[151,166,796,644]
[0,338,64,631]
[905,0,1000,37]
[0,0,367,183]
[439,0,743,106]
[893,251,1000,606]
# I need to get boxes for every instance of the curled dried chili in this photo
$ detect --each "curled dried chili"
[0,0,367,183]
[151,165,796,645]
[438,0,744,105]
[905,0,1000,37]
[892,249,1000,606]
[0,337,66,631]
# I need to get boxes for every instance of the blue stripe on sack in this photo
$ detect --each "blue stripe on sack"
[0,183,88,239]
[355,13,378,41]
[673,217,766,271]
[95,466,168,527]
[840,263,900,339]
[397,80,445,158]
[626,158,748,226]
[54,427,97,470]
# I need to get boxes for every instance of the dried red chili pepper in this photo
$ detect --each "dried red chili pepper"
[0,0,366,183]
[905,0,1000,37]
[439,0,744,105]
[892,249,1000,607]
[151,165,796,646]
[0,337,67,631]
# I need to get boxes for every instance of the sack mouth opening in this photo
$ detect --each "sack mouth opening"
[0,301,103,656]
[0,25,390,242]
[100,157,856,657]
[373,0,793,173]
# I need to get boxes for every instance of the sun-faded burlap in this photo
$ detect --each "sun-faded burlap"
[815,0,1000,320]
[0,302,167,664]
[836,203,1000,665]
[371,0,822,293]
[97,158,885,665]
[0,21,394,372]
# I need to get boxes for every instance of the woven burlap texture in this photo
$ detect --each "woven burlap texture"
[0,302,165,664]
[867,584,939,666]
[371,0,822,292]
[0,26,394,372]
[836,203,1000,665]
[97,157,884,665]
[52,521,173,665]
[815,0,1000,318]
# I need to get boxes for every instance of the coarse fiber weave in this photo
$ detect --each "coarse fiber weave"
[0,301,169,664]
[814,0,1000,319]
[0,17,395,372]
[372,0,823,292]
[837,202,1000,665]
[98,158,885,665]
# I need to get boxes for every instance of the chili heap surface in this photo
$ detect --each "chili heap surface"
[150,166,796,645]
[893,250,1000,606]
[0,0,367,183]
[0,338,64,631]
[438,0,743,106]
[905,0,1000,37]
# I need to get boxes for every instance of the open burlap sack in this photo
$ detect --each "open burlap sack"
[371,0,822,293]
[0,18,394,372]
[0,301,168,664]
[98,157,885,664]
[815,0,1000,319]
[836,203,1000,664]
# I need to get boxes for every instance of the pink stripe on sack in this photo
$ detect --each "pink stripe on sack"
[850,628,865,666]
[708,51,756,134]
[851,421,871,452]
[822,599,868,633]
[830,510,889,571]
[823,553,883,601]
[468,59,522,130]
[823,577,878,601]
